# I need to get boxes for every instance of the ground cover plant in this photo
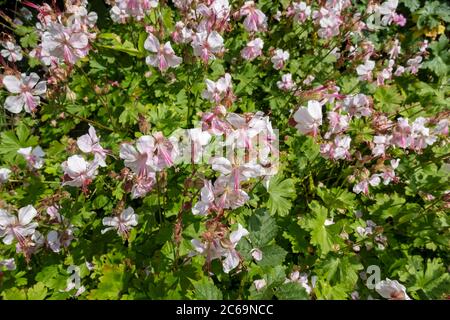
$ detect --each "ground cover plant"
[0,0,449,300]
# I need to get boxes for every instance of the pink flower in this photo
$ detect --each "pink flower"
[0,168,11,184]
[1,41,23,62]
[153,131,178,170]
[61,155,99,189]
[356,60,375,81]
[102,207,138,239]
[343,94,372,117]
[191,31,224,63]
[17,146,45,169]
[406,56,422,74]
[392,117,411,149]
[240,1,267,32]
[202,73,233,104]
[392,13,406,26]
[292,2,311,23]
[2,73,47,113]
[293,100,323,136]
[277,73,295,91]
[241,38,263,61]
[110,0,157,23]
[77,125,109,167]
[211,157,262,190]
[42,22,90,65]
[120,136,155,176]
[376,278,411,300]
[131,173,156,199]
[0,205,38,245]
[144,33,182,72]
[271,49,289,70]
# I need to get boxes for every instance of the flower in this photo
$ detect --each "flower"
[0,168,11,184]
[0,258,16,271]
[120,136,156,176]
[191,31,224,63]
[102,207,138,238]
[202,73,233,104]
[77,125,108,167]
[241,38,264,61]
[271,49,289,70]
[110,0,157,23]
[253,279,266,291]
[18,146,45,169]
[277,73,295,91]
[211,157,262,190]
[222,224,249,273]
[41,22,90,65]
[2,73,47,113]
[1,41,23,62]
[356,60,375,81]
[144,33,182,72]
[376,278,411,300]
[292,2,311,23]
[61,155,99,189]
[293,100,323,136]
[240,1,267,32]
[285,271,312,294]
[0,205,38,245]
[250,248,263,261]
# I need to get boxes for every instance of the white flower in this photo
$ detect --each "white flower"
[2,73,47,113]
[356,60,375,81]
[0,205,38,245]
[250,248,263,261]
[222,224,249,273]
[0,168,12,183]
[61,155,98,188]
[277,73,295,91]
[1,42,23,62]
[202,73,233,103]
[102,207,139,238]
[191,31,224,63]
[376,278,411,300]
[253,279,266,291]
[144,33,182,71]
[293,100,322,136]
[120,135,156,176]
[0,258,16,271]
[241,38,264,61]
[77,125,108,167]
[271,49,289,70]
[17,146,45,169]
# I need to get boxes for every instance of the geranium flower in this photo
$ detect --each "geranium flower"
[222,224,249,273]
[2,73,47,113]
[0,205,38,245]
[293,100,323,136]
[191,31,224,63]
[202,73,233,104]
[277,73,295,91]
[241,38,263,61]
[102,207,139,239]
[271,49,289,70]
[61,155,99,189]
[120,136,156,176]
[376,278,411,300]
[1,41,23,62]
[17,146,45,169]
[356,60,375,81]
[0,168,11,184]
[144,33,182,72]
[77,125,109,167]
[239,1,267,32]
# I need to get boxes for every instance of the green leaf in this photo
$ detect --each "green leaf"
[267,175,296,216]
[88,264,125,299]
[257,244,287,267]
[300,201,333,255]
[274,282,309,300]
[192,279,223,300]
[316,255,363,291]
[27,283,48,300]
[374,86,403,113]
[1,288,27,300]
[248,209,278,248]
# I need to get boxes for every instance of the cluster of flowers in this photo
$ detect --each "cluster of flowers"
[28,0,97,67]
[290,84,448,195]
[0,204,75,262]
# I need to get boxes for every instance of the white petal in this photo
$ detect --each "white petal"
[2,75,22,93]
[18,205,37,225]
